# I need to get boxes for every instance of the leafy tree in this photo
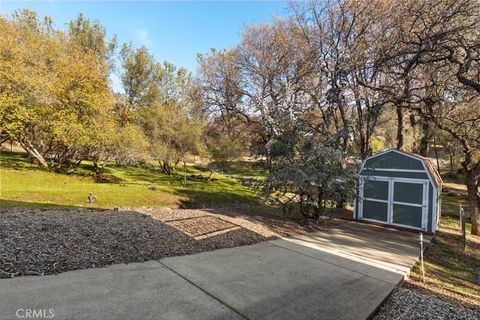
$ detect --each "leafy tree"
[0,10,57,168]
[204,126,245,164]
[68,13,117,70]
[145,103,204,178]
[263,146,356,218]
[120,44,205,175]
[120,44,161,109]
[256,81,356,218]
[196,49,246,125]
[0,10,117,172]
[111,124,150,166]
[196,49,251,165]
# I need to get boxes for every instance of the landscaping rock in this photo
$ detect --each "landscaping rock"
[373,287,480,320]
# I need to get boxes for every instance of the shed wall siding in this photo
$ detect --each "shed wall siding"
[357,150,439,233]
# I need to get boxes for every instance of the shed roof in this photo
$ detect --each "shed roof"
[365,149,443,188]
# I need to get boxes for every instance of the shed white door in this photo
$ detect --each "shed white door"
[359,177,428,230]
[360,178,390,223]
[391,180,428,230]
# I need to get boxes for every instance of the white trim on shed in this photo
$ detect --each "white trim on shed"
[357,149,442,233]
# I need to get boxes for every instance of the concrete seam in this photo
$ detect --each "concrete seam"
[267,241,401,286]
[158,260,250,320]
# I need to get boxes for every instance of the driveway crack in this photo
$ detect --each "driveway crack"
[158,260,250,320]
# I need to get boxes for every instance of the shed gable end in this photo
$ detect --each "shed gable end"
[363,151,424,171]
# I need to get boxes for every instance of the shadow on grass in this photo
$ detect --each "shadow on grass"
[0,151,106,180]
[175,188,266,210]
[1,151,186,186]
[0,199,79,210]
[206,160,269,179]
[410,227,480,308]
[110,166,183,185]
[442,193,471,218]
[0,151,42,172]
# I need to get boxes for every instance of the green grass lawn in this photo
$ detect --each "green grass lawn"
[208,160,269,180]
[409,222,480,309]
[409,190,480,309]
[0,151,273,211]
[442,193,471,219]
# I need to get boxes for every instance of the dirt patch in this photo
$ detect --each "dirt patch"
[0,208,274,278]
[166,216,239,239]
[443,182,468,195]
[140,207,347,238]
[142,207,281,237]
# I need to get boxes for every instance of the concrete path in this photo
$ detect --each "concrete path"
[0,222,425,320]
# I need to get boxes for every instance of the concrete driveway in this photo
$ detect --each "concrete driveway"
[0,222,426,320]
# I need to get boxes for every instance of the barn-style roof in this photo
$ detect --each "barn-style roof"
[363,149,443,188]
[399,150,443,188]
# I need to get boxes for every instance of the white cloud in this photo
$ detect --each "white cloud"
[133,27,152,47]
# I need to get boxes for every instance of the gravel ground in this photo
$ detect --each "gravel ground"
[0,208,275,278]
[374,287,480,320]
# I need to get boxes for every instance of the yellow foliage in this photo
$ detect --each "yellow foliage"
[0,11,114,158]
[370,136,385,153]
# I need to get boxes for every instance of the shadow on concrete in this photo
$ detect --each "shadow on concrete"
[161,225,421,320]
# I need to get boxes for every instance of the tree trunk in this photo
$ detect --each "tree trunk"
[359,132,370,160]
[418,118,430,156]
[396,105,404,150]
[19,140,49,170]
[354,92,369,159]
[67,160,82,174]
[466,169,480,235]
[159,160,175,175]
[449,153,455,176]
[183,160,187,184]
[93,161,105,182]
[410,114,419,152]
[433,134,440,172]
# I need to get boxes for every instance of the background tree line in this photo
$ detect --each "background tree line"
[0,9,204,179]
[196,0,480,233]
[1,1,479,234]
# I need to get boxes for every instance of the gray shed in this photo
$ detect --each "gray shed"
[355,149,442,233]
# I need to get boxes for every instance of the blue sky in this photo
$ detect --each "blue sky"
[0,1,289,74]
